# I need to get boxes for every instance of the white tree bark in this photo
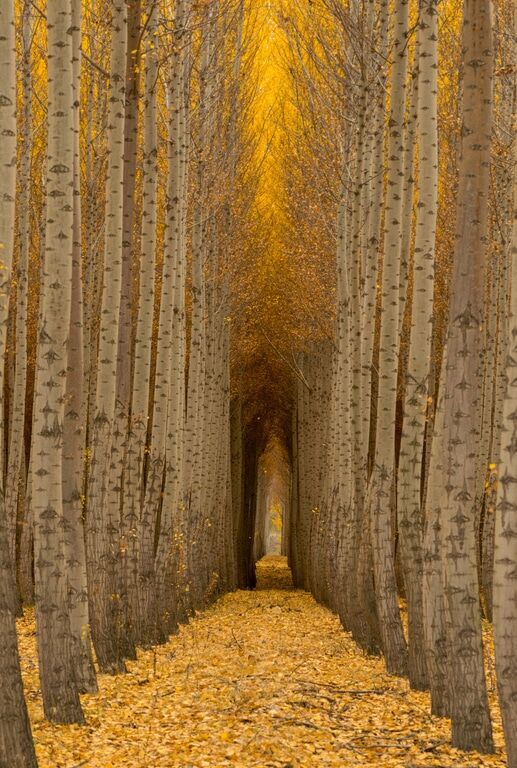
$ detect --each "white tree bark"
[86,0,128,675]
[367,0,409,677]
[5,0,32,574]
[62,0,98,695]
[438,0,494,751]
[0,0,38,760]
[494,6,517,763]
[397,0,438,692]
[124,0,158,644]
[32,0,84,723]
[139,0,191,642]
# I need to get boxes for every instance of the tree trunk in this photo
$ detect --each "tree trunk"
[63,0,98,695]
[5,0,31,578]
[86,0,128,675]
[494,6,517,763]
[124,0,158,645]
[113,0,142,662]
[397,0,438,691]
[367,0,409,677]
[32,0,84,723]
[438,0,494,751]
[0,0,38,760]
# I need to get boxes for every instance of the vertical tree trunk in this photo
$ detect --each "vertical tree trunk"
[360,0,388,464]
[124,0,158,645]
[367,0,409,677]
[113,0,142,660]
[439,0,494,751]
[0,0,38,761]
[494,6,517,763]
[481,0,514,622]
[118,0,141,397]
[139,0,192,642]
[0,533,38,765]
[17,19,38,597]
[32,0,84,723]
[5,0,31,577]
[397,60,418,338]
[397,0,438,692]
[123,3,158,641]
[86,0,128,675]
[183,3,212,609]
[63,0,98,694]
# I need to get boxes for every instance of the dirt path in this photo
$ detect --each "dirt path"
[19,556,506,767]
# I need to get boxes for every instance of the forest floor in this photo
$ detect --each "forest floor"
[19,556,508,768]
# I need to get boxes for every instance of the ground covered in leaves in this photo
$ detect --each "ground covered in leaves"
[19,556,507,767]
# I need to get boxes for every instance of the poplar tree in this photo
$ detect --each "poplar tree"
[494,6,517,763]
[397,0,438,691]
[86,0,128,674]
[0,0,38,761]
[367,0,409,677]
[437,0,494,751]
[32,0,84,723]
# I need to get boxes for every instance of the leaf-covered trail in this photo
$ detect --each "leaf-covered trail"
[20,556,507,767]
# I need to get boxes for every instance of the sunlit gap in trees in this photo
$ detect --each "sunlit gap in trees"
[253,438,291,558]
[241,0,297,571]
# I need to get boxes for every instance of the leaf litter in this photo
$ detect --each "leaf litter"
[17,556,507,767]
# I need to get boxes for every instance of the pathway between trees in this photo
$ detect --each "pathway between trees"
[20,558,506,768]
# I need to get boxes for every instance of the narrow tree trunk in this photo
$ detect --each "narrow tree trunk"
[113,0,142,661]
[367,0,409,677]
[124,0,158,645]
[494,7,517,763]
[86,0,128,675]
[422,387,450,716]
[32,0,84,723]
[397,0,438,691]
[5,0,31,576]
[63,0,98,695]
[183,4,211,609]
[0,529,38,766]
[0,0,38,760]
[139,0,191,642]
[438,0,494,751]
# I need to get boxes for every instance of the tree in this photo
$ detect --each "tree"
[397,0,438,692]
[124,0,159,645]
[437,0,494,751]
[114,0,142,662]
[139,0,192,642]
[5,0,32,585]
[366,0,409,677]
[32,0,84,724]
[494,5,517,763]
[63,0,98,695]
[86,0,128,674]
[0,0,38,761]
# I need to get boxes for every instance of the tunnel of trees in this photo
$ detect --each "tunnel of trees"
[0,0,517,765]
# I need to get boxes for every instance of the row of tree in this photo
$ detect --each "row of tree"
[285,0,517,763]
[0,0,268,763]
